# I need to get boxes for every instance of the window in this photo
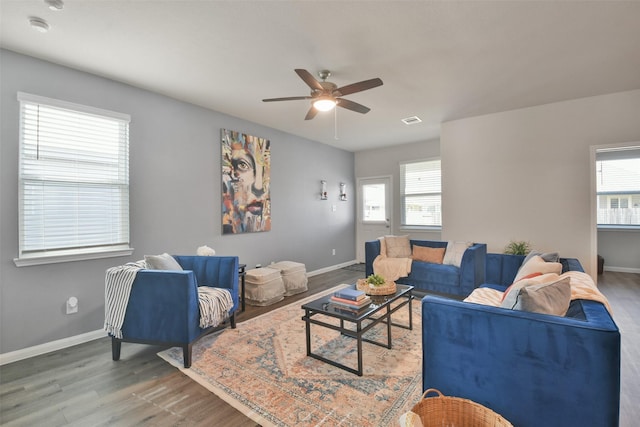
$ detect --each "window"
[362,182,386,222]
[596,147,640,227]
[400,159,441,227]
[15,92,132,266]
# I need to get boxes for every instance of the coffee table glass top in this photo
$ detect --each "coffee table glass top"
[302,284,413,320]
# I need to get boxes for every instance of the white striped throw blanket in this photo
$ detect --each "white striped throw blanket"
[104,261,234,338]
[104,260,147,339]
[197,286,233,329]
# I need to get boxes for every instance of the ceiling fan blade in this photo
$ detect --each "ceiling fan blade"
[337,98,371,114]
[304,106,318,120]
[295,69,324,91]
[262,96,311,102]
[335,78,383,96]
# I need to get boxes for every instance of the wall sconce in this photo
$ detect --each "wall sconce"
[340,183,347,201]
[320,180,327,200]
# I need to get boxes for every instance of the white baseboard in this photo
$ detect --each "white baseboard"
[603,266,640,274]
[1,262,362,366]
[307,260,359,277]
[0,329,105,366]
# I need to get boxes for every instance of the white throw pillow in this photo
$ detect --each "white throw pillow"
[144,253,183,270]
[442,241,472,267]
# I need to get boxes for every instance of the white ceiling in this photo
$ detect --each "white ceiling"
[2,1,640,152]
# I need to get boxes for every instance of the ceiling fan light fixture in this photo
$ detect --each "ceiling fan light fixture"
[313,97,337,112]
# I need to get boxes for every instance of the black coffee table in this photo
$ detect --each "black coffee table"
[301,284,413,376]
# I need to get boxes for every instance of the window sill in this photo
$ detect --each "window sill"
[597,225,640,233]
[399,225,442,232]
[13,247,135,267]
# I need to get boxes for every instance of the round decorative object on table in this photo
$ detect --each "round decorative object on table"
[357,278,397,295]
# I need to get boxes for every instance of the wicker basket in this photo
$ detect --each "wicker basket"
[356,278,397,295]
[411,389,513,427]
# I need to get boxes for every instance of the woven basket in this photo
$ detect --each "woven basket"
[356,278,397,295]
[411,389,513,427]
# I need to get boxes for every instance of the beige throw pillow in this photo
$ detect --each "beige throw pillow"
[514,255,562,282]
[384,235,412,258]
[501,274,571,316]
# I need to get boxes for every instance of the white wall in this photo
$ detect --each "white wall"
[441,90,640,277]
[0,50,356,355]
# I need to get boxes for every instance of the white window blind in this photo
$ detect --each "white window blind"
[400,159,441,227]
[596,147,640,226]
[17,92,131,264]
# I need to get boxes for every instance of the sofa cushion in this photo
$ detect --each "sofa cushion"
[442,241,472,267]
[385,235,412,258]
[144,253,183,271]
[501,273,571,315]
[412,245,445,263]
[514,255,562,281]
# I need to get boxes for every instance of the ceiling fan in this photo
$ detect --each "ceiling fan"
[262,69,383,120]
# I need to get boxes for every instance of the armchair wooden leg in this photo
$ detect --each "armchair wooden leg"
[183,344,192,368]
[111,336,122,361]
[230,312,236,329]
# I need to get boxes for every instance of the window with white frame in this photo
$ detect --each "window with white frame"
[16,92,132,266]
[596,147,640,227]
[400,159,441,227]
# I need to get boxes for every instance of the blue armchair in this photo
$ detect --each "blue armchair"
[110,255,239,368]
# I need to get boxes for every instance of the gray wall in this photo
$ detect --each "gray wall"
[354,139,442,241]
[598,230,640,272]
[0,50,356,354]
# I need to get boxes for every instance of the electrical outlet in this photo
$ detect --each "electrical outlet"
[332,249,336,255]
[66,297,78,314]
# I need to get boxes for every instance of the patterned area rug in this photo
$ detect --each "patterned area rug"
[158,285,423,426]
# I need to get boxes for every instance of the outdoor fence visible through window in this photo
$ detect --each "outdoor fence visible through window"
[400,159,441,227]
[596,147,640,227]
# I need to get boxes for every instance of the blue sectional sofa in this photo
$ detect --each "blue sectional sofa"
[110,255,239,368]
[422,254,621,427]
[365,239,486,296]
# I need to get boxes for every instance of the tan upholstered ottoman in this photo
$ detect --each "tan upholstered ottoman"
[245,267,285,306]
[270,261,308,296]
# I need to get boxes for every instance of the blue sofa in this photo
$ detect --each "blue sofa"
[111,255,239,368]
[422,254,620,427]
[365,239,486,296]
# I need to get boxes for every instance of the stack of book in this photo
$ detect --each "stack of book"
[329,288,371,314]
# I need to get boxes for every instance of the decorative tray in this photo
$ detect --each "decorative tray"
[356,278,397,295]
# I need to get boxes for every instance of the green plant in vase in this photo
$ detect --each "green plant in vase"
[366,274,386,287]
[504,240,532,256]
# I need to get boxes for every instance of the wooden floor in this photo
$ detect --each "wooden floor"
[0,268,638,426]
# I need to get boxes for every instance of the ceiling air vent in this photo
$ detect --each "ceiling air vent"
[401,116,422,125]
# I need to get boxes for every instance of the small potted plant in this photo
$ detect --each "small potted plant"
[365,273,386,288]
[357,273,397,295]
[504,240,532,256]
